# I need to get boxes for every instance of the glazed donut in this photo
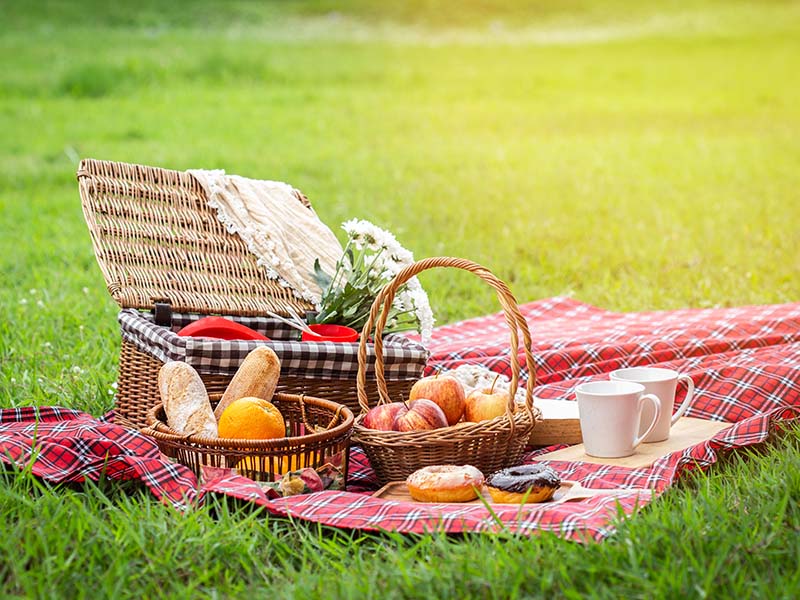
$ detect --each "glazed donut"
[406,465,485,503]
[486,464,561,504]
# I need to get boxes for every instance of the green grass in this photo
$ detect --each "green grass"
[1,0,799,597]
[2,426,799,598]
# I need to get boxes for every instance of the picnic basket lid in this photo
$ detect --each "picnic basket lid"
[77,158,315,316]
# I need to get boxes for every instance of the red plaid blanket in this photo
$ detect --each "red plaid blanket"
[2,298,799,542]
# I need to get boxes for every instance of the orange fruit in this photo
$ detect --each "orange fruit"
[237,454,309,476]
[218,396,286,440]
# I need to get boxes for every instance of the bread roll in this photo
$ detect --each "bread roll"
[158,361,218,438]
[214,346,281,420]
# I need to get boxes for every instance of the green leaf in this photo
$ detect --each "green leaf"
[321,309,339,322]
[312,258,333,291]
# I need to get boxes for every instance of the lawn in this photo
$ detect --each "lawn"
[1,0,799,597]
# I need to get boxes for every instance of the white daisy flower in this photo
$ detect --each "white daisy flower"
[313,219,434,343]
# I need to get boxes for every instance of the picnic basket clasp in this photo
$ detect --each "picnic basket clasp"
[153,301,173,327]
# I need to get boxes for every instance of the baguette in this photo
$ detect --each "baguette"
[158,361,218,438]
[214,346,281,420]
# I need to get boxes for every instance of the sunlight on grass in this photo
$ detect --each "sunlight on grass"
[1,1,799,597]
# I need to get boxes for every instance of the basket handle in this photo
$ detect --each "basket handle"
[356,257,535,425]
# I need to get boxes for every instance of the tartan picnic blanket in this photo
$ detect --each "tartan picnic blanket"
[2,297,800,542]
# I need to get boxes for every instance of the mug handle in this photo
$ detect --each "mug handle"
[633,394,661,448]
[670,375,695,425]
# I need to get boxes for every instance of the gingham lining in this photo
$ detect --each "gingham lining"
[118,309,429,380]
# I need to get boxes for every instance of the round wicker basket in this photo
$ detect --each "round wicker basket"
[351,256,540,485]
[142,392,354,483]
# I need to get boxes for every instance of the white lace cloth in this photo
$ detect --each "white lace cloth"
[188,169,342,304]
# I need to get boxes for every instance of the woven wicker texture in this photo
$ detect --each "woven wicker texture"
[78,158,423,430]
[77,158,314,316]
[143,392,354,482]
[117,339,416,430]
[352,257,539,485]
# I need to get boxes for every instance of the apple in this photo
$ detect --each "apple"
[363,402,408,431]
[392,399,449,432]
[409,374,466,426]
[464,375,511,422]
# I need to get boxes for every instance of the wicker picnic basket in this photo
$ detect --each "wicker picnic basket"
[351,257,539,485]
[77,158,427,429]
[141,392,355,482]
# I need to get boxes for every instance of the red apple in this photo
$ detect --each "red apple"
[392,399,448,432]
[464,388,510,422]
[409,374,466,426]
[363,402,408,431]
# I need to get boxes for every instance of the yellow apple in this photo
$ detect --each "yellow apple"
[464,383,511,422]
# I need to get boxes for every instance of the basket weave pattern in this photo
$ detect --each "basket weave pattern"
[117,339,416,429]
[77,158,313,316]
[77,158,424,428]
[142,392,354,482]
[352,257,539,485]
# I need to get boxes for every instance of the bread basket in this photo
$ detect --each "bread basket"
[351,257,540,485]
[142,392,354,483]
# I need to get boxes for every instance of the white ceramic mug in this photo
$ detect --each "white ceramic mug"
[610,367,695,443]
[575,381,661,458]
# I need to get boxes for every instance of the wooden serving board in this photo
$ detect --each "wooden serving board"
[372,480,652,506]
[533,416,731,468]
[529,398,582,446]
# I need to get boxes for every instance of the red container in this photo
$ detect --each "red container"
[176,316,270,341]
[301,324,359,343]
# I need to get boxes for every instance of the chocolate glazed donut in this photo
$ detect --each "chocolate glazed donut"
[486,464,561,504]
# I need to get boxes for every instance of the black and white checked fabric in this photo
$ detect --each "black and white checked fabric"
[118,309,429,380]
